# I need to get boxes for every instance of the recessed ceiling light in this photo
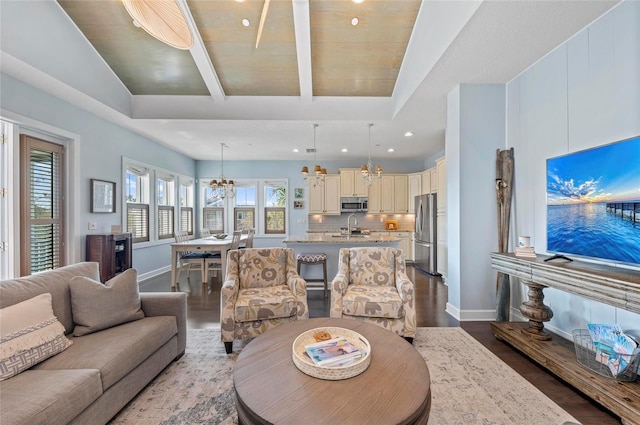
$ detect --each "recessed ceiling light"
[341,148,348,153]
[388,148,395,153]
[353,0,365,4]
[242,18,250,27]
[404,131,414,137]
[235,0,245,3]
[351,17,359,26]
[293,148,299,153]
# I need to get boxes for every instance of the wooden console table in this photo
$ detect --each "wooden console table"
[490,253,640,425]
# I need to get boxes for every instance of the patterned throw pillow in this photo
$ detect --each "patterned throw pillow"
[69,268,144,336]
[0,293,72,381]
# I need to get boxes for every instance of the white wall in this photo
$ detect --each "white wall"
[506,0,640,337]
[446,84,505,320]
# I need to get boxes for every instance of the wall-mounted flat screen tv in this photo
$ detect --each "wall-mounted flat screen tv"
[546,135,640,265]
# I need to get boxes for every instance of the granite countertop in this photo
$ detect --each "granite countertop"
[284,234,401,243]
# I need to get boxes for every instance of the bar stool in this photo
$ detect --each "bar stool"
[296,253,328,298]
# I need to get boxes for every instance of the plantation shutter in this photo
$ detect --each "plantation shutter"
[20,135,64,276]
[127,203,149,243]
[158,205,174,239]
[181,207,193,235]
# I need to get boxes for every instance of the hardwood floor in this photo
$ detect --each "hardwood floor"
[140,265,621,425]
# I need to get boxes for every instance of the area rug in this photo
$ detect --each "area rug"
[110,328,580,425]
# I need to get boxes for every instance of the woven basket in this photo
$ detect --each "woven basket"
[292,327,371,380]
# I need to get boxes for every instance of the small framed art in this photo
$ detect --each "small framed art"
[294,201,304,209]
[91,179,116,213]
[294,188,304,199]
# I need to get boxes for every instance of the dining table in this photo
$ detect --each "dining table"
[170,234,247,289]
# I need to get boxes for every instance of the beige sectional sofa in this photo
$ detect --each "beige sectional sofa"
[0,262,187,425]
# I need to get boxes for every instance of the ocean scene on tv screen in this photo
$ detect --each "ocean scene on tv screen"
[547,136,640,265]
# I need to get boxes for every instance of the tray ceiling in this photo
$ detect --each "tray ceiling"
[58,0,421,98]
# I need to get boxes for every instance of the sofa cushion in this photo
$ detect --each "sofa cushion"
[69,268,144,336]
[237,249,288,289]
[0,293,72,381]
[347,247,397,286]
[234,286,297,322]
[33,316,177,391]
[0,369,102,425]
[0,262,100,334]
[342,284,405,319]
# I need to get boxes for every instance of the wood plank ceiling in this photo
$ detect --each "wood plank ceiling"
[57,0,421,98]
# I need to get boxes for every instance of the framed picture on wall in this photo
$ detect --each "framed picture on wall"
[91,179,116,213]
[294,188,304,199]
[294,201,304,209]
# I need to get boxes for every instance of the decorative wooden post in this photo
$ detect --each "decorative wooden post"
[495,148,514,322]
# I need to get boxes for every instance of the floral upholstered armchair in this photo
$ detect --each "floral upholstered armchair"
[330,247,416,343]
[221,248,308,353]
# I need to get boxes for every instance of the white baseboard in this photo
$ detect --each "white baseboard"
[445,303,496,321]
[137,265,171,285]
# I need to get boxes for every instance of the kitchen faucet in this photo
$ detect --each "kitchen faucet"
[347,214,358,237]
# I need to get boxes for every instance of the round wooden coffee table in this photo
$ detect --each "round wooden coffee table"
[233,318,431,425]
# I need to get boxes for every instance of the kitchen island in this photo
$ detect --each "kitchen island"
[283,234,401,285]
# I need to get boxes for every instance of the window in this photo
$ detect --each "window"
[179,178,194,236]
[125,164,150,243]
[234,184,256,231]
[19,135,64,275]
[201,178,289,237]
[203,184,225,233]
[264,182,286,234]
[157,173,175,240]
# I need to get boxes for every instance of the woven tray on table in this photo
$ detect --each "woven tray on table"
[292,327,371,380]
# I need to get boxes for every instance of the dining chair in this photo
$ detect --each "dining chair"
[240,228,255,249]
[205,230,242,283]
[174,230,208,284]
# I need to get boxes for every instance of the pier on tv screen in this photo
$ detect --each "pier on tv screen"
[546,135,640,265]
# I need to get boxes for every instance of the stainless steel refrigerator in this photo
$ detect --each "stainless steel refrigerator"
[414,194,438,275]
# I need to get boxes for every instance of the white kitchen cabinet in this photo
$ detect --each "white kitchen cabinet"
[339,169,367,197]
[408,173,421,214]
[392,232,413,261]
[308,174,341,215]
[420,170,431,195]
[373,231,413,261]
[368,175,395,213]
[394,175,409,213]
[430,168,438,193]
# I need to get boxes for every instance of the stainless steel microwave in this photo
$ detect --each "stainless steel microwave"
[341,197,368,213]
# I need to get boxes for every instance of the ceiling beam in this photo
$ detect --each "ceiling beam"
[292,0,313,101]
[177,0,226,102]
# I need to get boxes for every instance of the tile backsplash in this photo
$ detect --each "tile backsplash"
[307,213,415,232]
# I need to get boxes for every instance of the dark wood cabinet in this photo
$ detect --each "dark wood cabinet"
[86,233,132,282]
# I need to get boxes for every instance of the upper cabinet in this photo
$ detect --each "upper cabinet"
[421,170,431,195]
[368,175,406,214]
[339,169,367,197]
[394,175,409,213]
[420,166,438,194]
[408,173,421,214]
[308,175,341,215]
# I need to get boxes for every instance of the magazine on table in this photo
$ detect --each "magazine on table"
[304,337,365,367]
[586,323,639,376]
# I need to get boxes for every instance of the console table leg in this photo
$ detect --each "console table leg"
[519,282,553,341]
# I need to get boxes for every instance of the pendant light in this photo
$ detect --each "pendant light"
[361,123,382,187]
[301,124,327,187]
[209,143,235,199]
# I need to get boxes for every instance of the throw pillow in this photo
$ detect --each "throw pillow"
[0,293,72,381]
[70,268,144,336]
